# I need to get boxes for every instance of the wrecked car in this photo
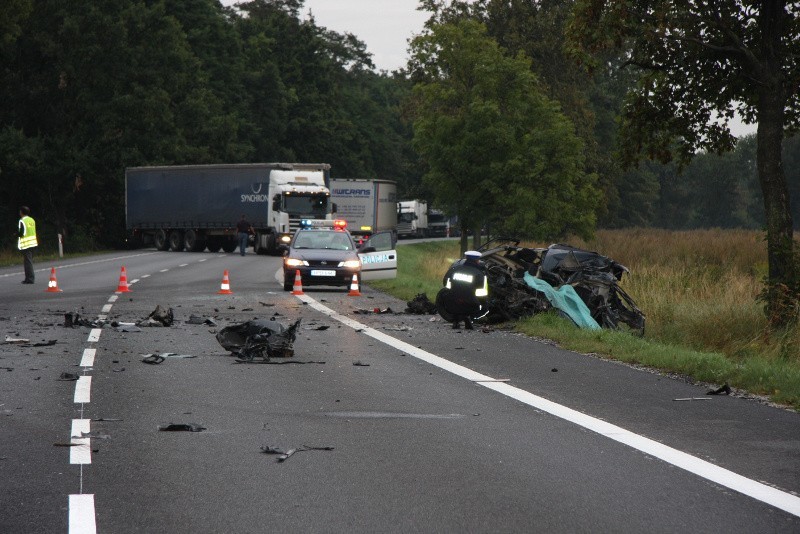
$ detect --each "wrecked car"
[445,238,645,335]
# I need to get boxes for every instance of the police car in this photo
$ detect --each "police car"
[282,219,397,291]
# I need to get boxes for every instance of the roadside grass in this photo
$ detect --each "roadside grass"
[0,248,109,269]
[369,230,800,410]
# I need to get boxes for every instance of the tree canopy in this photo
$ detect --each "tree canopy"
[567,0,800,323]
[409,19,598,249]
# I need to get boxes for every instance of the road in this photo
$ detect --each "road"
[1,249,798,533]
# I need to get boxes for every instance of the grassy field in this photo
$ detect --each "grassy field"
[370,230,800,409]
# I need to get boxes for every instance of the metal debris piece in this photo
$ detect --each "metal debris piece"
[260,445,334,462]
[115,324,142,333]
[158,423,206,432]
[187,315,217,326]
[383,326,410,332]
[141,354,165,365]
[352,361,370,367]
[216,318,302,362]
[706,384,731,395]
[405,293,437,314]
[58,372,79,381]
[673,397,712,401]
[4,336,30,344]
[136,305,174,327]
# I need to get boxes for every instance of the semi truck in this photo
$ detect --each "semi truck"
[125,163,332,254]
[427,208,449,237]
[330,178,397,244]
[397,200,428,238]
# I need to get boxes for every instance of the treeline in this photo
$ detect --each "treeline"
[0,0,796,251]
[0,0,421,249]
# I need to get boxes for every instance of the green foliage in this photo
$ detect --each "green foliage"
[409,19,598,241]
[0,0,420,249]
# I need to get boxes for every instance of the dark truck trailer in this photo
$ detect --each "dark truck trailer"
[125,163,331,254]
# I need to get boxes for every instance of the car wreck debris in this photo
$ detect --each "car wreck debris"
[447,238,645,335]
[405,293,437,314]
[158,423,206,432]
[260,445,334,462]
[136,305,174,327]
[216,318,302,362]
[707,384,732,395]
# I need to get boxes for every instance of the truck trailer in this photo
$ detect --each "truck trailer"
[330,178,397,244]
[397,200,428,238]
[125,163,332,254]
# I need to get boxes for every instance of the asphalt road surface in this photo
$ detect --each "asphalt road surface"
[1,249,798,533]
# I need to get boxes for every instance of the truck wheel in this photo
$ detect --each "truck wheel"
[154,229,170,251]
[168,230,184,251]
[221,239,237,253]
[184,230,206,252]
[206,237,222,253]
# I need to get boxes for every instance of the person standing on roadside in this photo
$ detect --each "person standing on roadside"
[236,214,253,256]
[18,206,38,284]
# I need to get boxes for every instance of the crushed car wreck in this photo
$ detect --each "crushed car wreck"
[216,318,302,362]
[437,238,645,335]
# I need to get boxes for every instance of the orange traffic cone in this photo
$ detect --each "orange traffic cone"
[291,269,304,295]
[348,274,361,297]
[45,267,63,293]
[217,270,233,294]
[116,266,131,293]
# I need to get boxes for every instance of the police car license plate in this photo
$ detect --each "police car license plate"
[310,270,336,277]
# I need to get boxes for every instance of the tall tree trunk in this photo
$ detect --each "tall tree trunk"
[756,0,795,324]
[471,222,482,250]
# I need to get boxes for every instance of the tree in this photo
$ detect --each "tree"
[567,0,800,324]
[409,19,598,252]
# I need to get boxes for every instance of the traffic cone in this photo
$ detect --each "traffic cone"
[348,274,361,296]
[291,269,304,295]
[116,266,131,293]
[217,270,233,294]
[45,267,63,293]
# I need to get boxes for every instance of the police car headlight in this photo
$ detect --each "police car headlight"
[339,260,361,269]
[284,258,307,267]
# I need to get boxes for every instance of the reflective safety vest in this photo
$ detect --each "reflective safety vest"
[18,216,38,250]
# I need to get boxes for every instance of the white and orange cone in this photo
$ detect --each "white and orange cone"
[291,269,304,295]
[116,266,131,293]
[45,267,63,293]
[217,270,233,294]
[347,274,361,297]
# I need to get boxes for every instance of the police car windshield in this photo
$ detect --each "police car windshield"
[293,230,354,251]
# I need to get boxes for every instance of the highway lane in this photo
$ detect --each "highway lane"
[1,250,798,532]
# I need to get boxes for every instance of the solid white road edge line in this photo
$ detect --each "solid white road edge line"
[297,293,800,518]
[80,349,96,367]
[74,376,91,404]
[87,329,101,343]
[70,419,91,465]
[68,494,97,534]
[0,251,158,279]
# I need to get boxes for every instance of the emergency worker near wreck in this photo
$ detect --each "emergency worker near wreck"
[439,250,489,329]
[18,206,38,284]
[236,214,254,256]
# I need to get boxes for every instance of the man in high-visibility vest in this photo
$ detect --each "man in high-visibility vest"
[18,206,38,284]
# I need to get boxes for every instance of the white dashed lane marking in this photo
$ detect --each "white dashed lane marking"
[79,349,96,368]
[87,330,101,343]
[70,419,91,465]
[69,494,96,534]
[74,376,91,403]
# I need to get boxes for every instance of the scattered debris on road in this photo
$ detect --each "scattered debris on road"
[137,305,174,327]
[352,361,370,367]
[405,293,437,315]
[706,384,732,395]
[58,372,79,381]
[141,353,195,364]
[260,445,334,462]
[141,354,165,365]
[216,318,302,362]
[187,315,217,326]
[158,423,206,432]
[4,336,30,344]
